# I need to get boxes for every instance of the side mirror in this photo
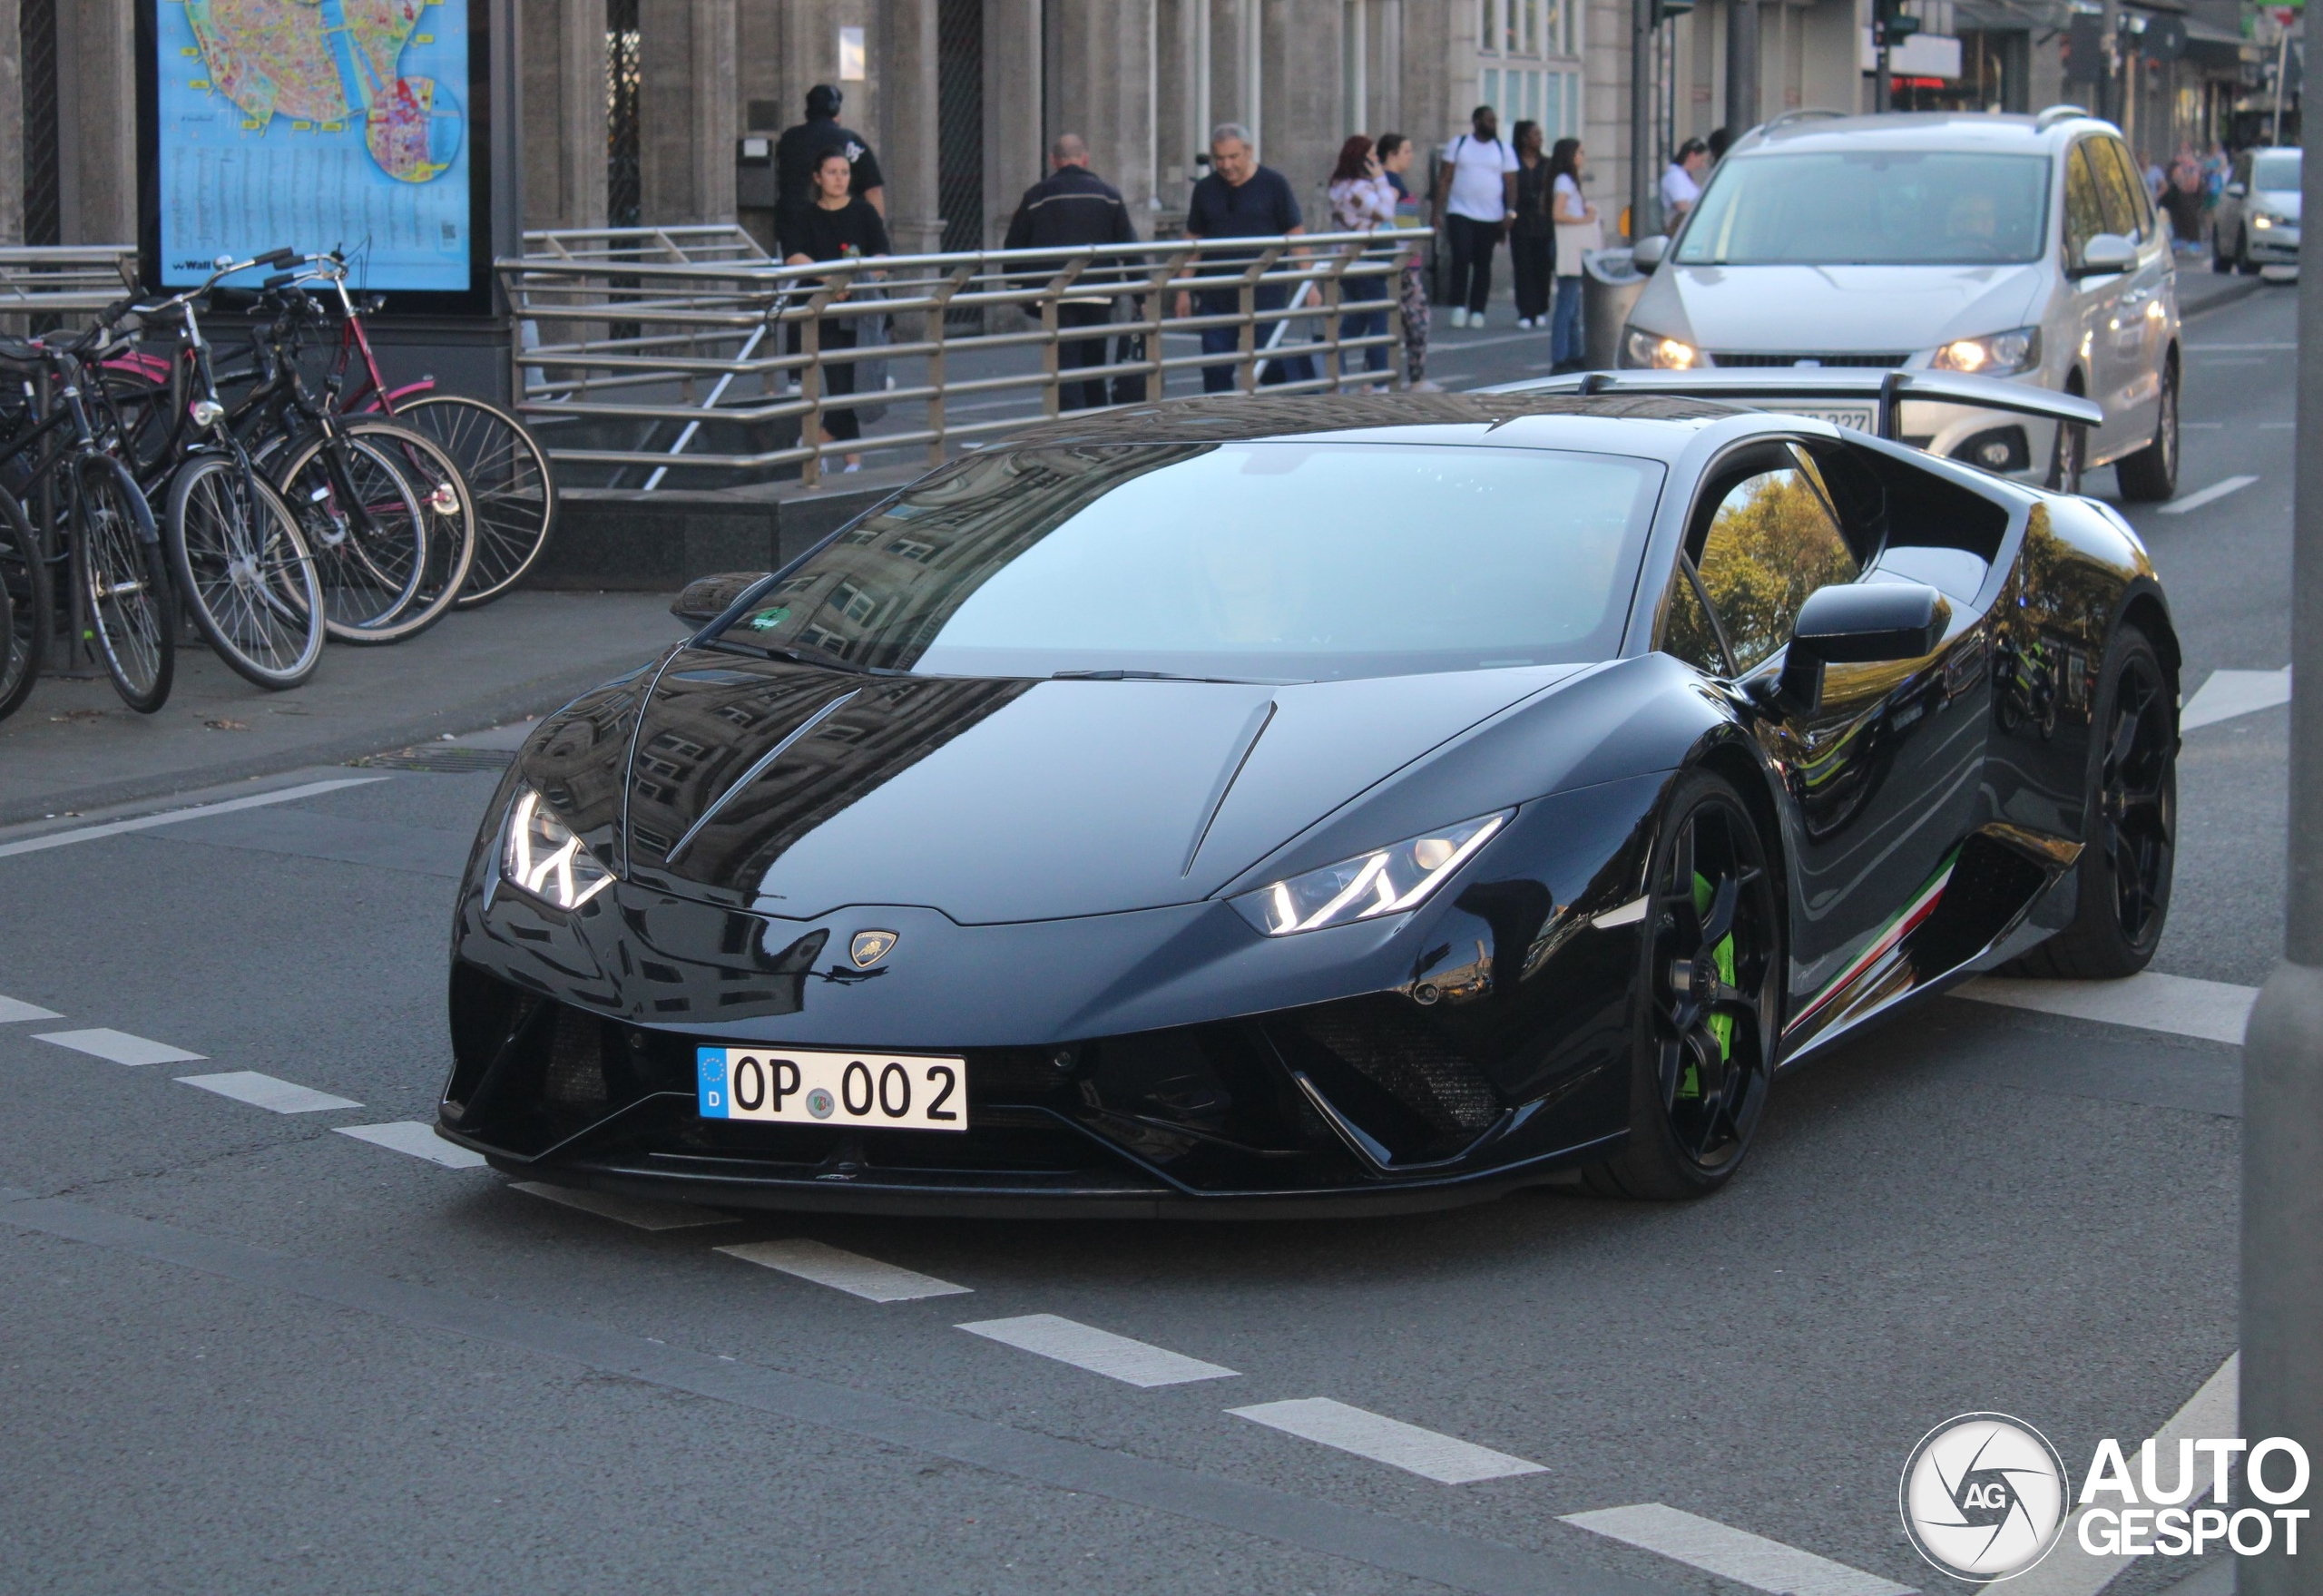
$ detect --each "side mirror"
[2075,232,2137,275]
[1631,234,1669,271]
[671,570,775,627]
[2226,181,2248,199]
[1773,583,1951,713]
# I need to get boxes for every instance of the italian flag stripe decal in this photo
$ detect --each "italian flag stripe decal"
[1788,848,1960,1032]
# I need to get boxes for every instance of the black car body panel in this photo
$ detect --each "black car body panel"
[440,392,2173,1214]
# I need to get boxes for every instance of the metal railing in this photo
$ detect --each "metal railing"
[0,246,138,319]
[497,224,1429,490]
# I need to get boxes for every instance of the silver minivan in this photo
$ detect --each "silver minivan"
[1620,108,2180,501]
[2211,145,2300,272]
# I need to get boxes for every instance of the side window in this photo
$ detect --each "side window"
[1693,464,1861,672]
[2063,143,2105,265]
[2092,139,2144,241]
[1658,561,1727,675]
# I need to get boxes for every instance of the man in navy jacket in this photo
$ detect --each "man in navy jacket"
[1004,134,1139,409]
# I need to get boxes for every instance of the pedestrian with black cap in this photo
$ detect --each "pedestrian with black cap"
[775,84,886,257]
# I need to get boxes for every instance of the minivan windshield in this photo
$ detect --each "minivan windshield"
[1676,151,2053,265]
[2253,149,2302,191]
[715,442,1664,681]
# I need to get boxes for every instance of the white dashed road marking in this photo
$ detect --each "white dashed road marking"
[716,1239,972,1301]
[0,996,62,1023]
[1958,970,2256,1045]
[2004,1353,2238,1596]
[1561,1503,1916,1596]
[2157,475,2259,515]
[512,1181,730,1230]
[1227,1397,1545,1483]
[0,777,388,859]
[956,1314,1240,1386]
[175,1071,362,1114]
[33,1028,207,1066]
[2181,666,2290,730]
[335,1121,489,1168]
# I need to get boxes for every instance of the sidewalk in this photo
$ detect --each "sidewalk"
[0,590,683,824]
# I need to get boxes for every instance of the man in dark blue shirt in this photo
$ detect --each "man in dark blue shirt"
[1178,124,1315,391]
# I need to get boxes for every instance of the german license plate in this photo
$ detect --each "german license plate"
[1769,402,1878,433]
[696,1046,969,1131]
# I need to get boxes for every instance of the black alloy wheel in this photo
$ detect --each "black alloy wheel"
[1587,769,1784,1199]
[2005,624,2176,979]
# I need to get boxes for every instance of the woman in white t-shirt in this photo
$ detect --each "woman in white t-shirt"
[1429,106,1519,329]
[1548,138,1601,373]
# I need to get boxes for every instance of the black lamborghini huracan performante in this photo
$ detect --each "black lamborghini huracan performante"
[439,378,2178,1214]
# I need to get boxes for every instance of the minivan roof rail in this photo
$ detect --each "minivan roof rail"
[2035,103,2093,130]
[1762,109,1848,130]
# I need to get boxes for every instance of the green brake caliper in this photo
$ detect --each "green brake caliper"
[1682,872,1738,1100]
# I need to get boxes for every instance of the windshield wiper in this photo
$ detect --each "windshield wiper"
[1050,668,1302,685]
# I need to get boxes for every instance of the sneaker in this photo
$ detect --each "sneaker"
[1467,310,1487,329]
[1449,306,1469,328]
[1409,378,1445,392]
[1515,317,1533,330]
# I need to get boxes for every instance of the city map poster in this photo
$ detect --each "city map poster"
[151,0,475,295]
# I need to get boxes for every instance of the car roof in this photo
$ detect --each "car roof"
[1732,110,2107,159]
[994,391,1745,464]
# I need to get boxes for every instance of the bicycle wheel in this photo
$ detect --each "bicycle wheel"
[322,419,476,638]
[164,454,324,690]
[390,395,555,607]
[0,482,51,722]
[270,430,430,643]
[72,455,175,712]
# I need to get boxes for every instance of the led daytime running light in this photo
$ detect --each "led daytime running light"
[1236,811,1511,937]
[502,789,614,910]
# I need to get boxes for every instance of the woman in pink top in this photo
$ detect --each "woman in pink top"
[1326,135,1398,387]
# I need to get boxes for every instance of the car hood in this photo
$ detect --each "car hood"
[1632,261,2048,357]
[612,651,1585,923]
[2255,187,2303,220]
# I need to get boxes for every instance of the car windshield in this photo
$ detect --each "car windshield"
[1676,151,2053,265]
[715,442,1664,681]
[2253,150,2301,191]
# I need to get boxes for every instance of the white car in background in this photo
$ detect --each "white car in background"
[1620,107,2181,502]
[2212,145,2300,273]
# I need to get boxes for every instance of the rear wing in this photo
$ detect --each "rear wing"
[1482,368,2103,442]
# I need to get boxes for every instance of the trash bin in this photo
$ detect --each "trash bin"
[1580,248,1646,372]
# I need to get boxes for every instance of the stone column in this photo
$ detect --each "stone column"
[59,0,135,244]
[640,0,739,226]
[1046,0,1159,220]
[876,0,943,254]
[0,0,22,246]
[985,0,1045,241]
[523,0,612,231]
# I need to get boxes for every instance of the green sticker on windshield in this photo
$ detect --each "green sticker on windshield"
[746,606,791,632]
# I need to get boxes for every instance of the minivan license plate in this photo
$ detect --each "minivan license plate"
[697,1046,969,1131]
[1772,402,1878,433]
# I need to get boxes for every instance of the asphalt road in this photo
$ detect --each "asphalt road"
[0,279,2296,1596]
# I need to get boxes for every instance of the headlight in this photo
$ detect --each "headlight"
[1232,811,1511,936]
[188,399,225,428]
[1622,327,1701,369]
[1931,327,2042,377]
[501,788,614,910]
[2252,212,2276,230]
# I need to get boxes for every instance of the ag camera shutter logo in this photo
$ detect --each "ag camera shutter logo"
[1899,1414,2071,1582]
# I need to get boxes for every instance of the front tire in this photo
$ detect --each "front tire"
[2238,229,2260,275]
[2006,623,2175,979]
[2114,357,2179,503]
[1585,769,1784,1200]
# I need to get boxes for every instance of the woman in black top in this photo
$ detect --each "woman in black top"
[785,150,890,470]
[1510,120,1555,330]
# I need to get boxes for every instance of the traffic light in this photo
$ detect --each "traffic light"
[1875,0,1923,40]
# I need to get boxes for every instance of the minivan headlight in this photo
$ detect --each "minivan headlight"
[1622,328,1701,369]
[1931,327,2042,377]
[501,788,614,910]
[1232,812,1511,936]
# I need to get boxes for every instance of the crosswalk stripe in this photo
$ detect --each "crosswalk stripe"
[716,1239,970,1301]
[1561,1503,1915,1596]
[1956,971,2255,1045]
[956,1314,1239,1386]
[1228,1397,1545,1483]
[334,1121,489,1169]
[0,995,63,1023]
[33,1028,206,1066]
[512,1181,730,1230]
[2181,666,2289,731]
[2156,475,2258,515]
[175,1071,361,1114]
